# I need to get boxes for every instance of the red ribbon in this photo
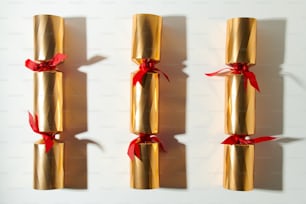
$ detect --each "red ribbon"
[205,63,260,92]
[221,134,276,145]
[25,53,67,72]
[28,112,55,152]
[132,59,169,86]
[127,133,165,160]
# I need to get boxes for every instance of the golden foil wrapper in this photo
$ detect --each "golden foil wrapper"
[131,72,159,134]
[34,14,64,61]
[132,14,162,64]
[130,142,159,189]
[226,17,256,65]
[34,71,63,133]
[33,140,64,190]
[223,144,254,191]
[225,74,255,135]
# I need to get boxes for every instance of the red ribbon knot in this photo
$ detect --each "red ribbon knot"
[127,133,165,160]
[221,134,276,145]
[28,112,56,152]
[205,63,260,92]
[132,59,169,86]
[25,53,67,72]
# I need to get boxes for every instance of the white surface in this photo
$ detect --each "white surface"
[1,0,306,203]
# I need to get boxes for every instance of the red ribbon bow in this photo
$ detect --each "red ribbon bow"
[205,63,260,92]
[221,134,276,145]
[28,112,55,152]
[132,59,170,86]
[25,53,67,72]
[127,133,165,160]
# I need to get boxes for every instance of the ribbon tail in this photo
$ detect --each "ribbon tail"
[132,70,146,86]
[245,71,260,92]
[127,140,136,160]
[25,59,38,71]
[160,71,170,82]
[127,138,141,160]
[42,135,54,152]
[153,68,170,82]
[134,143,141,159]
[205,68,231,77]
[221,135,236,144]
[252,136,276,144]
[28,112,39,133]
[51,53,67,66]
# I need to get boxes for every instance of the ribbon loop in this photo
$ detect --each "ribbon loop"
[127,134,165,160]
[25,53,67,72]
[28,112,56,152]
[133,59,169,86]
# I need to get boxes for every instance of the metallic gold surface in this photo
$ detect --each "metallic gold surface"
[226,17,256,65]
[34,71,63,133]
[130,142,159,189]
[33,140,64,190]
[223,144,254,191]
[34,14,64,61]
[225,74,255,135]
[131,72,159,134]
[132,14,162,64]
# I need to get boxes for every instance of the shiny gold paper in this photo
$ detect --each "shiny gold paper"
[132,14,162,64]
[33,140,64,190]
[34,71,63,133]
[223,144,254,191]
[131,72,159,134]
[130,142,159,189]
[226,17,256,65]
[225,74,255,135]
[34,14,64,61]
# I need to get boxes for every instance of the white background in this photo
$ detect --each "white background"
[1,0,306,203]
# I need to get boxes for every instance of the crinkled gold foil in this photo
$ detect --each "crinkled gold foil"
[132,14,162,64]
[130,142,159,189]
[225,74,255,135]
[34,14,64,61]
[130,72,159,134]
[33,140,64,190]
[223,144,254,191]
[226,17,256,65]
[34,71,63,133]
